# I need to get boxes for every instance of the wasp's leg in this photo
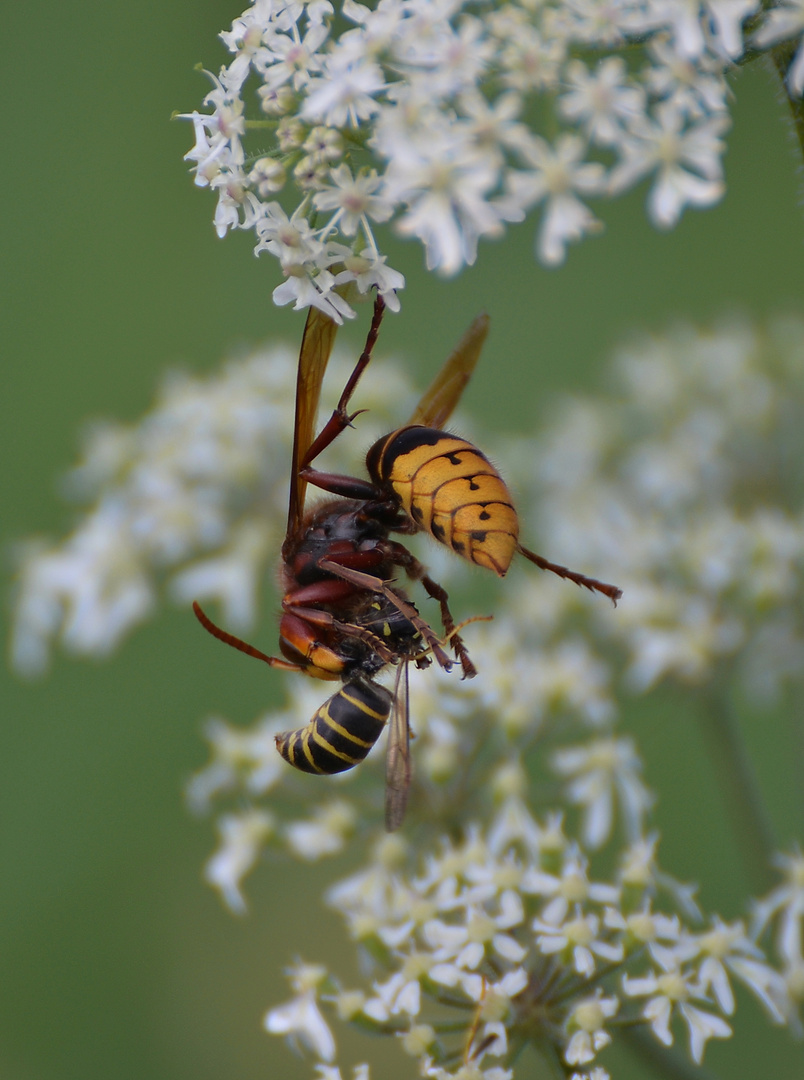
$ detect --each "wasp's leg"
[282,600,400,666]
[298,467,381,501]
[317,558,454,672]
[517,544,623,605]
[379,541,477,679]
[300,294,387,471]
[419,574,477,679]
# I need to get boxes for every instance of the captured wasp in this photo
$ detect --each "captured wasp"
[194,294,621,830]
[193,296,477,829]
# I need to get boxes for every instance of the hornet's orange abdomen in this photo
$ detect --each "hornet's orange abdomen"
[366,426,519,577]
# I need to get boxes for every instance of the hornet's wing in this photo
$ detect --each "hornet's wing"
[384,660,412,832]
[407,314,489,429]
[285,308,340,549]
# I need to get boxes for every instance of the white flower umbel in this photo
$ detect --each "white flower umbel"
[181,0,804,303]
[261,811,777,1076]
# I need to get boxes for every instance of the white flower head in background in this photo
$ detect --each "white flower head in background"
[519,315,804,706]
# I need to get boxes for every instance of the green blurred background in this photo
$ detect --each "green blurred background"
[4,3,804,1078]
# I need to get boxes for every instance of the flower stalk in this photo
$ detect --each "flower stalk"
[700,686,778,894]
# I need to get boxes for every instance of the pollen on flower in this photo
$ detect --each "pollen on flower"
[401,1024,436,1055]
[656,971,688,1002]
[560,872,590,904]
[334,990,366,1021]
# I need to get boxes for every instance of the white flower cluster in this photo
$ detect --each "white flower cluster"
[182,0,804,316]
[263,815,796,1079]
[10,335,414,675]
[513,315,804,703]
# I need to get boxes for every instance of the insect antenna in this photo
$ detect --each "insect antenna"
[192,601,300,671]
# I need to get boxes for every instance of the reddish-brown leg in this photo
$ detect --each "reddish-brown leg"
[300,293,387,471]
[517,544,622,605]
[380,540,477,678]
[281,601,400,666]
[317,558,454,672]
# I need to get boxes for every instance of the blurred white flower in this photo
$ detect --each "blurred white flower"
[608,103,728,228]
[526,317,804,705]
[315,1065,370,1080]
[754,0,804,94]
[691,916,791,1023]
[205,809,275,914]
[551,736,653,848]
[285,799,358,860]
[265,963,336,1061]
[752,850,804,971]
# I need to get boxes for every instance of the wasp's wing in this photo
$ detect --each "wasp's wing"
[286,307,340,542]
[407,314,489,429]
[385,661,412,832]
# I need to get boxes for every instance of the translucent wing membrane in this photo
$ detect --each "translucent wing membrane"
[385,660,412,832]
[286,307,340,545]
[407,314,489,429]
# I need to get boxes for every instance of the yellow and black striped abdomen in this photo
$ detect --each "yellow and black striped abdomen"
[367,426,519,577]
[275,678,392,775]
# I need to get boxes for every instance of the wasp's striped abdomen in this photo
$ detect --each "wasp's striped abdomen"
[367,426,519,577]
[275,677,392,775]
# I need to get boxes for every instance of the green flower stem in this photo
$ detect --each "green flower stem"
[549,956,637,1006]
[769,44,804,166]
[538,1039,572,1080]
[787,686,804,835]
[430,1020,479,1034]
[622,1024,721,1080]
[700,686,777,894]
